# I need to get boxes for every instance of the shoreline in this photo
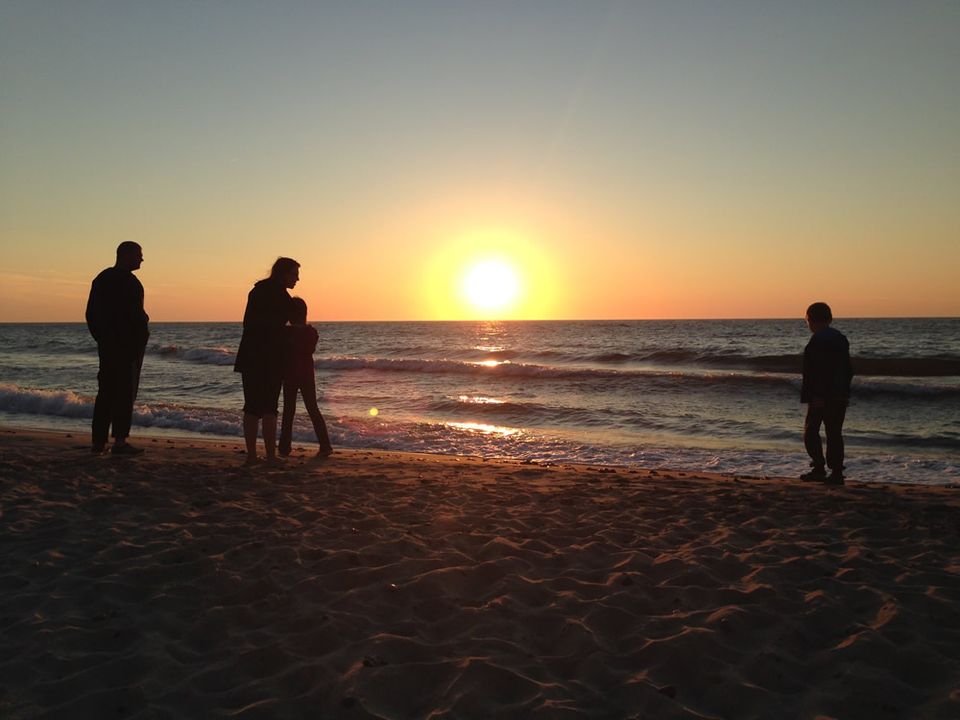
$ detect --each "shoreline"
[3,417,958,488]
[2,426,959,718]
[1,425,774,483]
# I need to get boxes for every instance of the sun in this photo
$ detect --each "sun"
[421,227,559,319]
[462,259,520,312]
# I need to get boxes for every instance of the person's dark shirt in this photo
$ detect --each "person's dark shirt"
[801,326,853,403]
[234,278,292,374]
[85,267,149,354]
[283,324,319,384]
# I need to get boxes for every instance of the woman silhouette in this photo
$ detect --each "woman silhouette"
[234,257,299,465]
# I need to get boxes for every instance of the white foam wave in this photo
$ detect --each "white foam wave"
[132,403,240,435]
[0,384,93,418]
[0,384,240,436]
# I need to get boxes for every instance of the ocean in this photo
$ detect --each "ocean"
[1,319,957,484]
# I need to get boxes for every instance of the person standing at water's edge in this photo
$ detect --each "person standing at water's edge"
[800,302,853,485]
[278,297,334,459]
[85,241,149,455]
[234,257,299,465]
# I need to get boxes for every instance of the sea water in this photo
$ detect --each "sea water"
[1,319,957,484]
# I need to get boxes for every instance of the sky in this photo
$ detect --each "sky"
[1,1,958,321]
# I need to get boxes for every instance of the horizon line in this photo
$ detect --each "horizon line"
[1,315,958,324]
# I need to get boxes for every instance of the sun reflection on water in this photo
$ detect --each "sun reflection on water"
[473,359,509,368]
[445,421,520,436]
[457,395,504,404]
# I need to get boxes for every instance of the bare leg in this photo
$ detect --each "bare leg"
[301,379,333,453]
[243,412,260,464]
[262,412,279,461]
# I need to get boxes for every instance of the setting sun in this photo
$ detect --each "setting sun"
[462,259,520,312]
[419,227,560,320]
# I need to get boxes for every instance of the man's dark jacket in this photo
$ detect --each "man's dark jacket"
[85,267,149,354]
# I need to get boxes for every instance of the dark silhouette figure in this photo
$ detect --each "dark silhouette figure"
[279,297,333,458]
[234,257,299,465]
[800,302,853,485]
[85,241,149,455]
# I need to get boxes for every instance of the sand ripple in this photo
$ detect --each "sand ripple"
[1,430,959,719]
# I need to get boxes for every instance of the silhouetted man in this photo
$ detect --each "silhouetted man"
[86,241,150,455]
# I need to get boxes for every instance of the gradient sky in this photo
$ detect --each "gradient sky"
[2,1,958,321]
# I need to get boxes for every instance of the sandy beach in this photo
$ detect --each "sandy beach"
[1,428,958,719]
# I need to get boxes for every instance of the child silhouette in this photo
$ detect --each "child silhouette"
[278,297,334,458]
[800,302,853,484]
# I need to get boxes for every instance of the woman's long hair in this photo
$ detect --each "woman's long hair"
[268,257,300,281]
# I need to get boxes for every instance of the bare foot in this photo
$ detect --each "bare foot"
[315,447,334,459]
[243,456,261,467]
